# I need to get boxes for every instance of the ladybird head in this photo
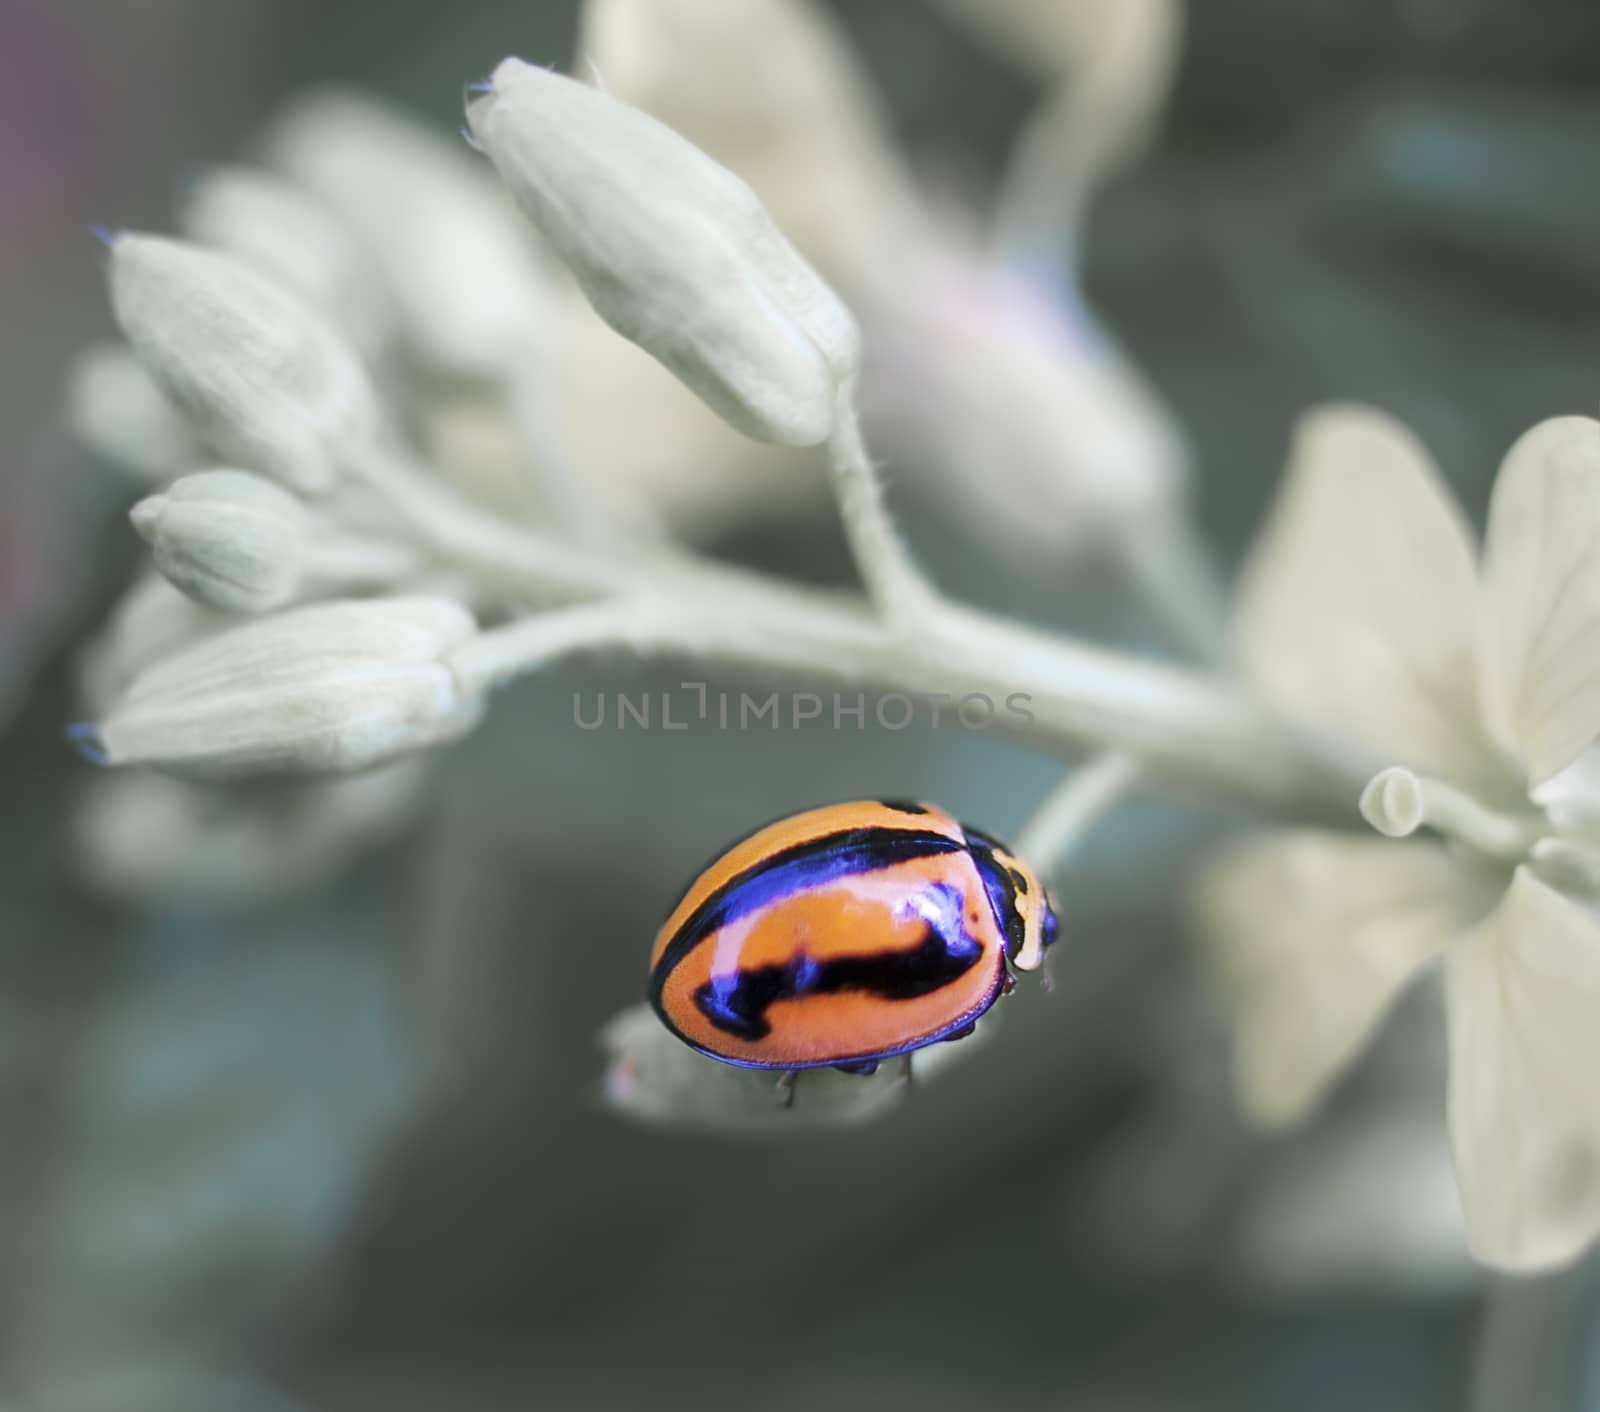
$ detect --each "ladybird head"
[1006,856,1057,973]
[963,826,1055,974]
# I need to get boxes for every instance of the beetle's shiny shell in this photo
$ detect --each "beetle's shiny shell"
[648,800,1052,1070]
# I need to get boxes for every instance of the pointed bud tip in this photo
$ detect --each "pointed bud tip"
[64,723,111,766]
[128,496,164,540]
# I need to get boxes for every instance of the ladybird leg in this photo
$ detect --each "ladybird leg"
[942,1022,977,1044]
[1002,969,1016,997]
[776,1069,798,1109]
[832,1059,879,1076]
[900,1052,915,1088]
[1041,949,1056,994]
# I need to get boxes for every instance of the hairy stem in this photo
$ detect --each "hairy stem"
[826,388,941,625]
[448,593,1366,820]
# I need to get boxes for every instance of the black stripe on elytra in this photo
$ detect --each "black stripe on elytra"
[651,828,968,1000]
[693,881,983,1040]
[963,828,1026,961]
[877,798,929,815]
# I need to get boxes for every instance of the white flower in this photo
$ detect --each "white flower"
[465,59,860,446]
[108,234,379,495]
[86,596,481,779]
[131,470,309,614]
[1198,405,1600,1270]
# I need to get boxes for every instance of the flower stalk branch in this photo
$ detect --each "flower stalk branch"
[444,581,1365,819]
[826,388,941,625]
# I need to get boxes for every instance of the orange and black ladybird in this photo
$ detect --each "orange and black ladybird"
[648,800,1058,1075]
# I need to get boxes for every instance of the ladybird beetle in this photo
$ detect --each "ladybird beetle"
[648,800,1058,1076]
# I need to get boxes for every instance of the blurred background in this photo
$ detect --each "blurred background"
[4,1,1600,1408]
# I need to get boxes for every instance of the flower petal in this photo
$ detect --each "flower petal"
[1478,417,1600,787]
[1234,404,1497,786]
[1447,866,1600,1270]
[1193,830,1496,1127]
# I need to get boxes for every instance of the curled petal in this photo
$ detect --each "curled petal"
[1447,867,1600,1271]
[1478,417,1600,787]
[1193,830,1496,1127]
[1234,404,1500,787]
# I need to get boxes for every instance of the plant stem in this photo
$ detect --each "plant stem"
[447,592,1366,820]
[826,389,941,625]
[1016,751,1143,877]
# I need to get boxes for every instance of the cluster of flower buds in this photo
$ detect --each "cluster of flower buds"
[65,7,902,906]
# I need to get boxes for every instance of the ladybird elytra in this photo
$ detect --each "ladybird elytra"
[648,800,1057,1072]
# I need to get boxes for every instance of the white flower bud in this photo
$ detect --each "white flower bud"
[76,763,428,907]
[868,248,1185,560]
[599,1005,910,1133]
[107,233,379,495]
[932,0,1183,91]
[179,165,394,359]
[466,59,859,446]
[580,0,921,292]
[67,342,201,483]
[131,469,309,613]
[84,596,481,778]
[262,90,553,380]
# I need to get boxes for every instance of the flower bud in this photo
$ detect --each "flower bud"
[76,763,428,907]
[107,233,379,494]
[263,90,553,380]
[131,469,309,613]
[867,249,1184,560]
[67,342,200,483]
[85,596,481,778]
[465,59,859,446]
[179,165,394,360]
[932,0,1182,91]
[580,0,920,292]
[599,1005,909,1132]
